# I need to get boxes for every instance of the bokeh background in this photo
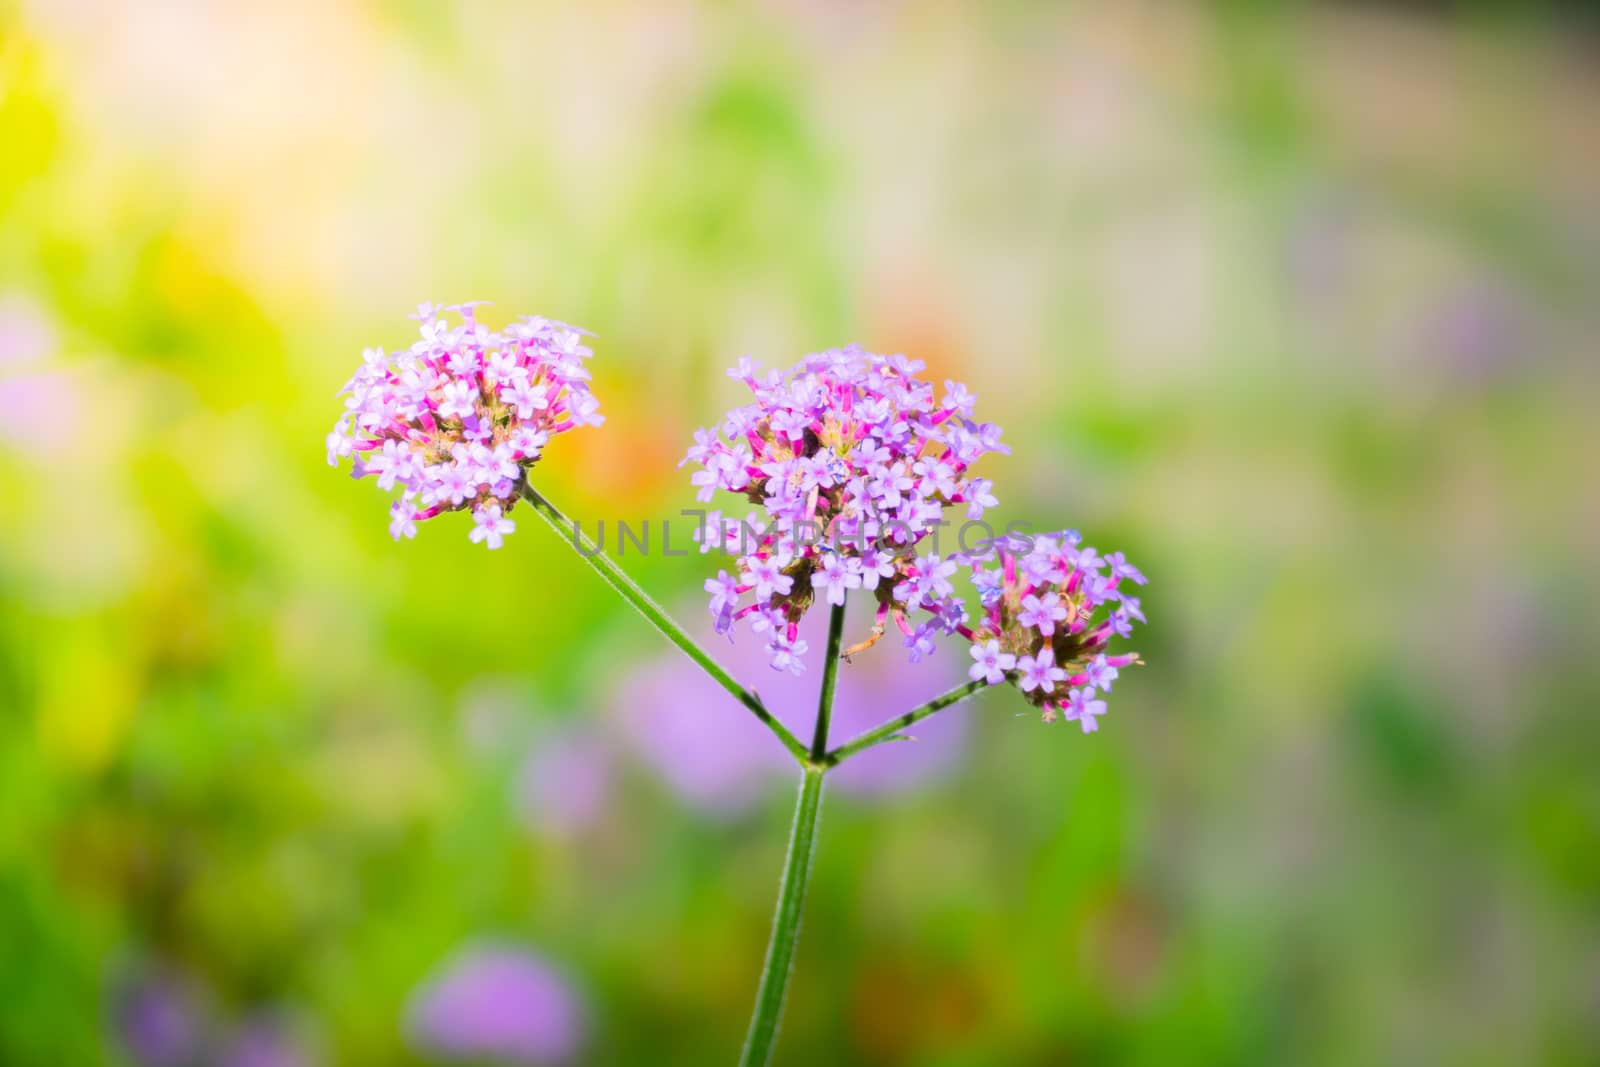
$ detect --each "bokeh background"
[3,1,1599,1064]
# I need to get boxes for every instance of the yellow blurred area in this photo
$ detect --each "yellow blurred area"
[36,622,139,774]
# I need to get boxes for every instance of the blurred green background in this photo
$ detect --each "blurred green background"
[3,1,1598,1064]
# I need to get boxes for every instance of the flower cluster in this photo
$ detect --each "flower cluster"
[327,303,602,547]
[961,531,1146,732]
[684,346,1008,673]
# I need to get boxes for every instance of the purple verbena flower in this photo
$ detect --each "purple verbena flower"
[683,346,1006,671]
[958,530,1146,730]
[1063,687,1108,734]
[767,635,809,676]
[1104,550,1147,586]
[705,569,742,620]
[328,305,601,547]
[469,504,515,550]
[1017,592,1067,636]
[1084,653,1119,693]
[903,621,940,664]
[967,639,1016,685]
[811,553,861,607]
[1016,651,1066,694]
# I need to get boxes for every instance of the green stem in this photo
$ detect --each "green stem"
[740,600,844,1066]
[739,767,825,1067]
[823,678,988,767]
[516,480,809,764]
[810,599,847,761]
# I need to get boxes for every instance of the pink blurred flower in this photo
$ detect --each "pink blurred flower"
[616,604,969,814]
[108,963,211,1067]
[0,372,76,456]
[219,1015,316,1067]
[0,294,56,365]
[515,730,614,837]
[408,944,587,1065]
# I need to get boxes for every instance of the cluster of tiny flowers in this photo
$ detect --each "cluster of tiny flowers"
[326,303,603,547]
[960,531,1146,732]
[686,346,1008,673]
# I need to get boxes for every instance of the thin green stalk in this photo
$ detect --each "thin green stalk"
[739,767,825,1067]
[823,678,988,767]
[740,600,844,1066]
[516,480,809,764]
[810,599,847,761]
